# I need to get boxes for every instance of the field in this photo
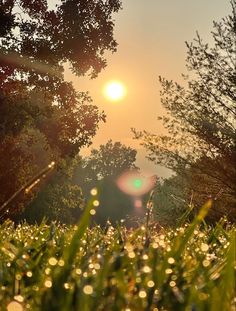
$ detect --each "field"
[0,198,235,311]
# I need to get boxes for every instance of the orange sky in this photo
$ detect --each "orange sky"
[65,0,231,177]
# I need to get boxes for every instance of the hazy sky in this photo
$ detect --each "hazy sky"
[65,0,231,177]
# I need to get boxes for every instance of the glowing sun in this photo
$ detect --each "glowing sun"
[104,81,126,101]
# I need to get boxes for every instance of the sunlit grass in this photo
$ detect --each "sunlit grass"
[0,200,235,310]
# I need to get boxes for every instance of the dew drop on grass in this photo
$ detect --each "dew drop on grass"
[75,268,82,275]
[152,242,158,249]
[45,268,51,275]
[147,280,155,288]
[138,290,147,298]
[48,257,58,266]
[94,263,100,270]
[143,266,151,273]
[90,188,98,196]
[165,268,173,275]
[201,243,209,252]
[26,271,32,277]
[168,257,175,264]
[90,209,96,215]
[202,260,210,267]
[171,275,178,281]
[64,283,70,289]
[15,274,22,281]
[83,285,93,295]
[93,200,99,207]
[7,301,23,311]
[14,295,24,303]
[58,259,65,266]
[44,280,52,288]
[128,251,135,259]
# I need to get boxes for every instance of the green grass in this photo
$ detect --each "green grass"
[0,199,235,311]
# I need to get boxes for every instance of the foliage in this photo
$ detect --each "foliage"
[154,166,236,225]
[15,141,138,225]
[0,128,56,218]
[152,176,190,227]
[0,0,122,154]
[133,3,236,222]
[75,140,139,225]
[0,0,121,84]
[0,0,122,217]
[19,156,84,224]
[92,177,135,226]
[78,139,138,182]
[0,199,235,310]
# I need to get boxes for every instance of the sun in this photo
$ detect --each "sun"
[104,81,126,101]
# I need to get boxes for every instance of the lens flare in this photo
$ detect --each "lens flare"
[116,171,156,196]
[134,198,142,209]
[0,50,61,77]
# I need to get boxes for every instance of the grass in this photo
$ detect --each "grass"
[0,196,235,311]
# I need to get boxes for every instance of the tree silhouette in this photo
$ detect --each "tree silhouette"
[133,2,236,222]
[0,0,122,218]
[74,140,139,225]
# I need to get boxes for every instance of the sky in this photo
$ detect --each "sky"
[65,0,231,178]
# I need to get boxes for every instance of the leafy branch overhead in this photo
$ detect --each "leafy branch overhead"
[0,0,121,80]
[0,0,122,218]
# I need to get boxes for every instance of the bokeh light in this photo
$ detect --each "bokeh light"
[7,301,23,311]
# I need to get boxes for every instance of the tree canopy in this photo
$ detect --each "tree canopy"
[0,0,122,155]
[0,0,122,218]
[80,139,138,181]
[20,140,139,225]
[74,140,139,225]
[133,2,236,222]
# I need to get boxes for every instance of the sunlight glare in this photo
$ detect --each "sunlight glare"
[104,81,126,101]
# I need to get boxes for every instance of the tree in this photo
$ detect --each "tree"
[0,0,122,153]
[19,140,138,224]
[81,139,138,181]
[74,140,139,225]
[133,2,236,222]
[0,0,121,84]
[0,0,122,218]
[19,156,84,224]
